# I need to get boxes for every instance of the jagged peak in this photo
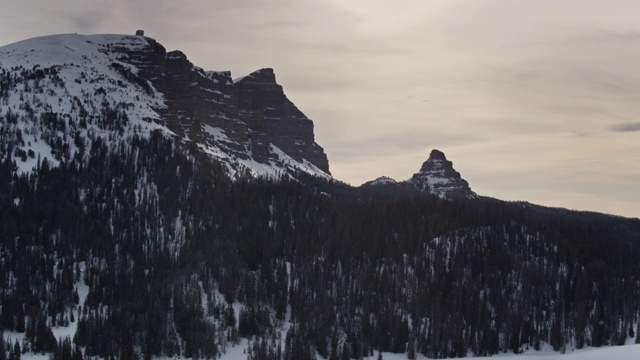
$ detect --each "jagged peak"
[410,149,476,199]
[359,150,475,199]
[418,149,450,172]
[234,68,276,84]
[253,67,275,75]
[428,149,446,160]
[166,50,187,60]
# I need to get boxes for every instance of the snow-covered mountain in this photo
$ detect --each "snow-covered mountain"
[0,32,488,198]
[361,149,477,199]
[0,33,330,180]
[408,149,476,199]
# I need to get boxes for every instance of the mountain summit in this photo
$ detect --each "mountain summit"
[361,149,476,199]
[408,149,477,199]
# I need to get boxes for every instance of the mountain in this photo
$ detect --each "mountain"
[361,149,476,199]
[362,176,399,187]
[1,32,640,360]
[0,33,329,180]
[408,149,476,199]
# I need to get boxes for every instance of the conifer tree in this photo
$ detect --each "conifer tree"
[11,341,20,360]
[0,333,6,360]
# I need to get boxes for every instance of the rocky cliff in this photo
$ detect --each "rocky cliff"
[234,68,329,173]
[408,149,476,199]
[118,35,330,174]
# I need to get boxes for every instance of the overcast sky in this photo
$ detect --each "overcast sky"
[2,0,639,218]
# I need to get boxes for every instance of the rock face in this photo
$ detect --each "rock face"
[91,35,330,175]
[408,150,476,199]
[0,33,331,178]
[234,68,329,172]
[145,41,328,174]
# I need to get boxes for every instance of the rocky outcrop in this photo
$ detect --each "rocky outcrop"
[360,150,476,199]
[234,68,329,172]
[408,150,476,199]
[113,38,330,174]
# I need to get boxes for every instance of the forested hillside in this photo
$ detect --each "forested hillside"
[1,129,639,360]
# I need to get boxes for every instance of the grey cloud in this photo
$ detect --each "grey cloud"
[609,122,640,132]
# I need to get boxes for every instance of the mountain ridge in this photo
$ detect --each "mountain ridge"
[0,32,485,200]
[0,32,330,180]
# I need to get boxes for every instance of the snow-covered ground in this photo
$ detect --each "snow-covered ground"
[216,343,640,360]
[7,329,639,360]
[386,344,640,360]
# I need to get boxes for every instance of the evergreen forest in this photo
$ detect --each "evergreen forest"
[1,128,639,360]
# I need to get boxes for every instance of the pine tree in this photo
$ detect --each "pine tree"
[71,345,83,360]
[341,342,350,360]
[0,333,6,360]
[11,341,20,360]
[407,337,415,360]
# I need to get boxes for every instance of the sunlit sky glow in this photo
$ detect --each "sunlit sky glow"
[1,0,639,218]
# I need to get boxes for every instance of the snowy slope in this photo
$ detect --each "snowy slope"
[0,34,166,173]
[0,33,166,125]
[198,125,331,181]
